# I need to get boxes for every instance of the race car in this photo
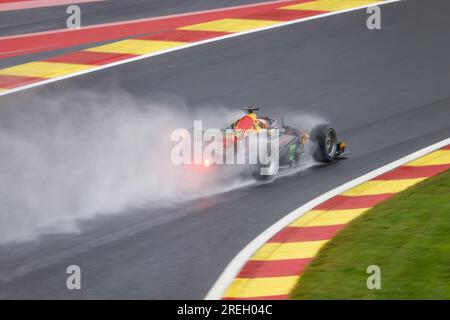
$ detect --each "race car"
[185,107,348,180]
[220,107,348,179]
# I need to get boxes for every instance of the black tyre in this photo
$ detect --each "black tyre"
[311,124,337,162]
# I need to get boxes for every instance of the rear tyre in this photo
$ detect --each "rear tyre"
[311,124,337,162]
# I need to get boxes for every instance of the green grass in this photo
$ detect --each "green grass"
[290,169,450,300]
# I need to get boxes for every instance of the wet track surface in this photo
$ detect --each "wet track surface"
[0,0,449,299]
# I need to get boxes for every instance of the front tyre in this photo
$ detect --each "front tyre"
[311,124,337,162]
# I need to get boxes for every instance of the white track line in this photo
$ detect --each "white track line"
[0,0,403,97]
[205,137,450,300]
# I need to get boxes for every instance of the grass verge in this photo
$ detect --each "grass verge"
[290,169,450,299]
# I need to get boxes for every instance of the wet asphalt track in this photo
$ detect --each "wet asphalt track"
[0,0,449,299]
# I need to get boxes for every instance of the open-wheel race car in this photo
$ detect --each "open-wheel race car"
[186,107,348,180]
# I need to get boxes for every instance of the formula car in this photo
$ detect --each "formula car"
[186,107,348,180]
[221,107,348,179]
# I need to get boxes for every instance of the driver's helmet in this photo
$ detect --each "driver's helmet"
[235,112,259,132]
